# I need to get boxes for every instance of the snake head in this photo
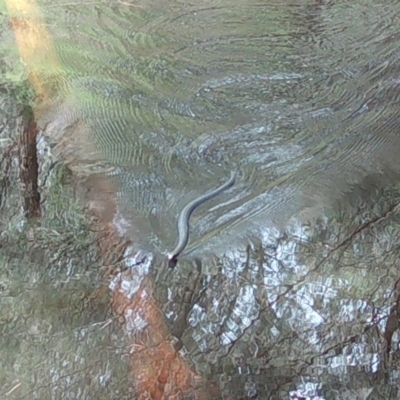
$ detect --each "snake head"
[167,253,178,268]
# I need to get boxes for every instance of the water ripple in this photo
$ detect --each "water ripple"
[37,0,400,257]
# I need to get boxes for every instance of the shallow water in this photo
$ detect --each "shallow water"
[2,0,400,399]
[31,0,400,259]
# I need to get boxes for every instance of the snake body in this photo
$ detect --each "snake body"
[168,171,237,265]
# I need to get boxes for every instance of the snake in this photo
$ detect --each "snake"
[167,170,237,266]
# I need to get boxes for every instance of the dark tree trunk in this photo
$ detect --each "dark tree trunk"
[18,107,41,219]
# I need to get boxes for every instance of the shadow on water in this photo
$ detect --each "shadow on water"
[2,0,400,398]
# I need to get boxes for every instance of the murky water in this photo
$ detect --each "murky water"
[2,0,400,399]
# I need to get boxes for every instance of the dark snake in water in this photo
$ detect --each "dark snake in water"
[168,171,237,267]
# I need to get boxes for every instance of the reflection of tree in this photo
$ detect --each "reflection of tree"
[153,185,400,398]
[17,106,41,219]
[383,272,400,356]
[0,139,15,209]
[0,123,131,398]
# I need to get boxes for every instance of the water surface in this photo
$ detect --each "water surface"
[34,0,400,259]
[2,0,400,398]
